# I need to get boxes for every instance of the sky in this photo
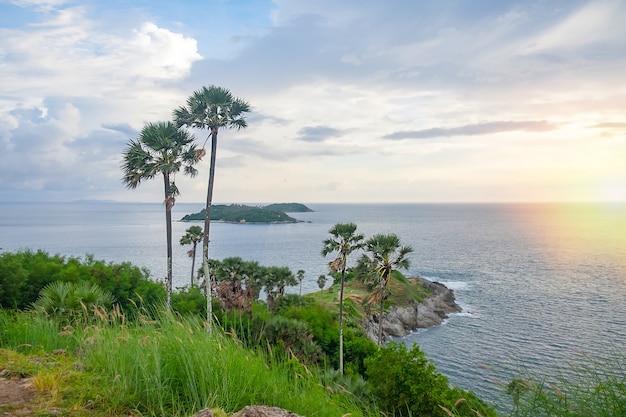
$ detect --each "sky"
[1,0,625,204]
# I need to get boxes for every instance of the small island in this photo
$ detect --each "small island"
[181,203,313,224]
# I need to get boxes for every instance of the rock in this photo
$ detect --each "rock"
[361,276,462,342]
[191,406,305,417]
[233,406,305,417]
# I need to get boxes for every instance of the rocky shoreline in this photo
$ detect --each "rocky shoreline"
[362,276,462,342]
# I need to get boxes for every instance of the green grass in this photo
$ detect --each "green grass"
[501,349,626,417]
[0,308,373,417]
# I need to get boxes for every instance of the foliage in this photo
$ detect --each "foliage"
[0,250,165,313]
[31,280,114,324]
[171,286,207,316]
[365,342,496,417]
[0,309,369,417]
[181,204,298,223]
[503,350,626,417]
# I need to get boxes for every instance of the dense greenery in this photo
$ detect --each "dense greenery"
[181,204,299,223]
[264,203,313,213]
[0,309,370,417]
[1,249,622,416]
[366,342,497,417]
[0,250,165,312]
[0,252,498,415]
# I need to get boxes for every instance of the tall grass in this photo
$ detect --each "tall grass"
[0,308,372,417]
[504,349,626,417]
[0,310,82,353]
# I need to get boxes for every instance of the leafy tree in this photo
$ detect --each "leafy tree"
[179,225,203,287]
[359,233,413,345]
[174,85,251,329]
[121,121,200,307]
[365,342,496,417]
[322,223,364,373]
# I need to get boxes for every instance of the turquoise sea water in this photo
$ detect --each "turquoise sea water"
[1,201,625,406]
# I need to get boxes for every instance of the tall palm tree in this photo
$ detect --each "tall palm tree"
[122,121,199,307]
[180,225,203,287]
[360,233,413,346]
[322,222,364,374]
[296,269,305,296]
[174,85,250,329]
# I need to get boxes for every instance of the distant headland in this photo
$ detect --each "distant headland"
[180,203,313,224]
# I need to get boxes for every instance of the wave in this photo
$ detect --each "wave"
[439,280,471,291]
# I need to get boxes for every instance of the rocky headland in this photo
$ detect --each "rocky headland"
[362,277,462,342]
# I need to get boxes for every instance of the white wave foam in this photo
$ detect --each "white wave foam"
[439,281,470,291]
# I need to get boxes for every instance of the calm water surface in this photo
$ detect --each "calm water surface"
[1,201,625,407]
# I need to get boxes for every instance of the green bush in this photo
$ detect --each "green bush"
[32,281,114,324]
[0,250,165,313]
[365,342,496,417]
[172,286,207,316]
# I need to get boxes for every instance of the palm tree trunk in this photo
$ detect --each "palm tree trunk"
[164,173,173,308]
[338,254,347,374]
[378,275,386,346]
[190,243,197,287]
[203,128,218,330]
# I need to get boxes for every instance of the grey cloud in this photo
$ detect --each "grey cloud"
[247,112,290,126]
[296,126,343,142]
[101,123,138,137]
[384,120,556,140]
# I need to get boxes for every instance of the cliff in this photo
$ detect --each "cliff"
[362,277,462,342]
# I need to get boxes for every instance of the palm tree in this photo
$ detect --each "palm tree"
[180,225,203,287]
[321,222,364,374]
[296,269,305,296]
[174,85,250,329]
[32,281,115,323]
[122,121,199,307]
[360,233,413,346]
[317,274,327,291]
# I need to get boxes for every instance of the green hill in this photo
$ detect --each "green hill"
[181,204,299,223]
[264,203,313,212]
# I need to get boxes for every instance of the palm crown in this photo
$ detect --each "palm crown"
[122,121,199,195]
[173,85,250,134]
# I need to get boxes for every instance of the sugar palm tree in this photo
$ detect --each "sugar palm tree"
[180,225,203,287]
[360,233,413,346]
[122,121,199,307]
[296,269,305,296]
[322,222,364,373]
[174,85,250,329]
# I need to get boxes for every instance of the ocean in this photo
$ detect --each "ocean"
[1,201,625,407]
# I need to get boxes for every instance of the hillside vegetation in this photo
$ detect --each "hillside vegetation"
[2,250,623,417]
[181,204,300,223]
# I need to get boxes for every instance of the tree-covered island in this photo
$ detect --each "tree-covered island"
[181,203,313,224]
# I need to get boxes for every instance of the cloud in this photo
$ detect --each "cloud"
[295,126,344,142]
[384,120,557,140]
[1,0,625,203]
[101,123,139,137]
[589,122,626,130]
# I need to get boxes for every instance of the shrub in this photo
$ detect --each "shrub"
[0,250,165,313]
[365,342,496,417]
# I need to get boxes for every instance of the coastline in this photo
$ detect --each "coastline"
[362,277,462,342]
